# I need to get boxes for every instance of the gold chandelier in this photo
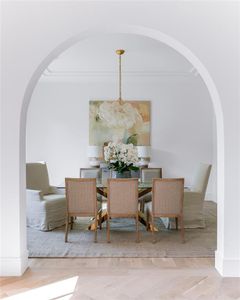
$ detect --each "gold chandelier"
[98,49,142,129]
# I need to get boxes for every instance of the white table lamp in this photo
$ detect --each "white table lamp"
[137,146,151,166]
[88,146,102,167]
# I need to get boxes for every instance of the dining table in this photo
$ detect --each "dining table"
[87,179,154,231]
[96,179,152,198]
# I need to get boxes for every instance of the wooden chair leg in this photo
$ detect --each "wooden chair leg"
[180,216,185,243]
[70,216,74,230]
[94,215,98,243]
[175,217,178,230]
[151,214,156,243]
[107,214,110,243]
[65,215,69,243]
[136,215,140,243]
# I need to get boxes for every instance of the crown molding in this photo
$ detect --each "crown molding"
[41,67,197,81]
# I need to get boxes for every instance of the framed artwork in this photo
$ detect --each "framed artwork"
[89,100,150,146]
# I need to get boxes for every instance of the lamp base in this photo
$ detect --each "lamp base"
[138,158,150,167]
[89,158,101,168]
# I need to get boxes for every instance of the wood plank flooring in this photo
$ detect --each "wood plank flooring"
[1,258,240,299]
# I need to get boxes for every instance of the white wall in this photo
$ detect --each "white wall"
[1,1,239,277]
[27,77,215,198]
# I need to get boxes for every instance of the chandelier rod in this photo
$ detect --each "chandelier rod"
[116,49,125,103]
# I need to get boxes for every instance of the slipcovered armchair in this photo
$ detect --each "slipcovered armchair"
[162,163,212,229]
[26,162,66,231]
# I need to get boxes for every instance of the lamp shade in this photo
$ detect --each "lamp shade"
[137,146,151,158]
[88,146,102,158]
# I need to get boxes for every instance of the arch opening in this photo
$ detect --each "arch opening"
[20,25,224,272]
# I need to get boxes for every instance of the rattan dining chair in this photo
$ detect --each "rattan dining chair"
[141,168,162,182]
[65,178,98,243]
[80,168,101,179]
[80,167,104,228]
[146,178,185,243]
[107,178,140,243]
[140,168,162,212]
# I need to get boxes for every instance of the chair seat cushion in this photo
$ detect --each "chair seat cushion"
[43,194,66,201]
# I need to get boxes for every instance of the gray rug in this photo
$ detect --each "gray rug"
[27,201,216,258]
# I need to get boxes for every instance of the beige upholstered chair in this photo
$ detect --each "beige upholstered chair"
[183,163,212,228]
[140,168,162,212]
[26,162,66,231]
[65,178,98,243]
[146,178,185,243]
[80,167,105,215]
[80,168,101,179]
[162,163,212,229]
[141,168,162,182]
[107,179,140,243]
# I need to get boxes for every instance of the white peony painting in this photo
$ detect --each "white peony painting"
[89,100,150,146]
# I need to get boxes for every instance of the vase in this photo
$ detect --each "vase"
[111,170,131,178]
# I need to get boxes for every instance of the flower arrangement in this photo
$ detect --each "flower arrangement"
[104,142,139,173]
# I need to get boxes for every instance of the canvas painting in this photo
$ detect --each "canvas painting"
[89,100,150,146]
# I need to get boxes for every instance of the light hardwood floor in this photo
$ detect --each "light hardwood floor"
[1,258,240,299]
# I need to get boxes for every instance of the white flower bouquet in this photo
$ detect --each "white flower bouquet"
[104,142,139,173]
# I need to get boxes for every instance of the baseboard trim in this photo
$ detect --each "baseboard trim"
[215,251,240,277]
[0,251,29,276]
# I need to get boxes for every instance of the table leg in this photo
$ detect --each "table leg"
[88,209,108,230]
[138,211,158,232]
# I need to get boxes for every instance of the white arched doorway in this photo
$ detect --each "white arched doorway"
[20,25,224,274]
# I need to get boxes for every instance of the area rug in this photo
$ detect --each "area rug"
[27,201,216,258]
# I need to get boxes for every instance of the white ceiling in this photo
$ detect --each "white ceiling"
[42,33,197,80]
